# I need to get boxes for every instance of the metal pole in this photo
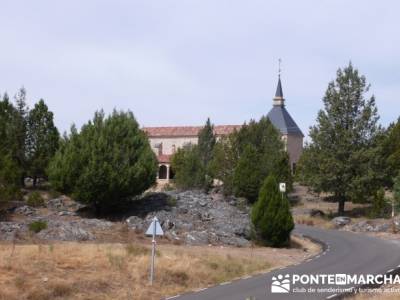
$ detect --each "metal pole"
[392,198,396,233]
[150,218,156,285]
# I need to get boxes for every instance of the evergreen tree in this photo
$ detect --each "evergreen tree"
[251,175,294,247]
[298,63,381,215]
[171,144,205,189]
[48,110,158,214]
[0,93,23,201]
[233,144,261,203]
[13,87,29,186]
[381,119,400,186]
[394,173,400,205]
[26,99,60,186]
[209,135,238,195]
[370,188,386,218]
[197,118,216,167]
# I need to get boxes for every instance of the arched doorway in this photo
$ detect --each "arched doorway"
[158,165,168,179]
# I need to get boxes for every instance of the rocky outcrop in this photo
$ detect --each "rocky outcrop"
[126,190,251,247]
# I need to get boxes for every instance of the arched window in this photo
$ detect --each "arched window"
[158,165,168,179]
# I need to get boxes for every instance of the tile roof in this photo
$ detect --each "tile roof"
[157,154,171,163]
[143,125,242,137]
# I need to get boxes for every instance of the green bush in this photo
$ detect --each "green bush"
[48,110,158,214]
[29,220,47,233]
[27,191,45,207]
[251,175,294,247]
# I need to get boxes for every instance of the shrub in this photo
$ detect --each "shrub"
[27,191,45,207]
[251,175,294,247]
[29,220,47,233]
[48,110,158,214]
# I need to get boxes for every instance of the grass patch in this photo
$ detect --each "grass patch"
[28,220,47,233]
[26,192,45,207]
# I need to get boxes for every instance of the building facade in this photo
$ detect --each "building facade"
[143,77,303,182]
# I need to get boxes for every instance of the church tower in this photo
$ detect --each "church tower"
[267,75,304,173]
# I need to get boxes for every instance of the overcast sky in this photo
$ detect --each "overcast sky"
[1,1,399,137]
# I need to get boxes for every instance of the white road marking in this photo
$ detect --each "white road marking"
[220,281,231,285]
[326,294,337,299]
[241,275,252,279]
[316,255,321,258]
[166,295,180,299]
[195,288,207,292]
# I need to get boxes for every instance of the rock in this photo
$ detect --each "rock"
[0,222,26,240]
[185,231,209,245]
[58,211,76,216]
[310,209,325,217]
[38,221,95,241]
[14,205,36,216]
[126,216,145,232]
[47,196,86,212]
[332,216,351,227]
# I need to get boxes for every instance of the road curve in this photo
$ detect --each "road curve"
[169,225,400,300]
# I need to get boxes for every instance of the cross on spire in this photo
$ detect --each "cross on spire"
[278,58,282,77]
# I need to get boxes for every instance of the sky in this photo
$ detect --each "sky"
[1,0,399,137]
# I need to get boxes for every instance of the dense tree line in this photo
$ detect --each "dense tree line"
[0,88,59,201]
[172,116,292,202]
[297,63,400,215]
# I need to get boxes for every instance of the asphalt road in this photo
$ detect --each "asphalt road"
[169,225,400,300]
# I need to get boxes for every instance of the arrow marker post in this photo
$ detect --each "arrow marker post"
[146,216,164,285]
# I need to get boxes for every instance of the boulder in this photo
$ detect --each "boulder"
[332,216,351,227]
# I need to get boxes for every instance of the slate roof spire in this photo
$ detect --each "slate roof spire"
[267,72,304,137]
[273,75,285,107]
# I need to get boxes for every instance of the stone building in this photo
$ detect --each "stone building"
[143,76,303,182]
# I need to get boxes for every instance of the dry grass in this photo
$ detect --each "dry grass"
[0,238,318,300]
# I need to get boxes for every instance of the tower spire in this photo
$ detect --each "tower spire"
[273,59,285,106]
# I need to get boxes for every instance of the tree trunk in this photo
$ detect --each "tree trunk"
[33,177,37,188]
[338,197,345,216]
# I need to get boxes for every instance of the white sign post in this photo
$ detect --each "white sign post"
[279,183,286,200]
[146,217,164,285]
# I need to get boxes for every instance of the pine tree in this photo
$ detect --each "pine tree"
[0,93,23,201]
[48,110,158,214]
[197,118,216,167]
[13,87,29,186]
[298,63,381,215]
[171,144,205,189]
[26,99,60,186]
[233,144,261,203]
[251,175,294,247]
[371,188,386,218]
[394,173,400,205]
